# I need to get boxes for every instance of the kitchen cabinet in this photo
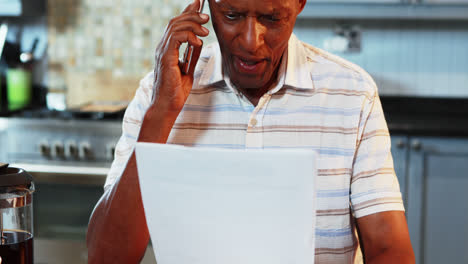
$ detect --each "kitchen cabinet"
[307,0,468,3]
[306,0,400,3]
[424,0,468,4]
[307,0,401,3]
[391,135,409,209]
[0,134,4,161]
[34,239,157,264]
[0,119,6,162]
[298,0,468,20]
[34,182,104,240]
[391,135,468,264]
[0,0,21,16]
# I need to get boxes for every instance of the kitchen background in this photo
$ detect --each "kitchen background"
[1,0,468,263]
[4,0,468,106]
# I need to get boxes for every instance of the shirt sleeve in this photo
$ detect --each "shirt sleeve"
[350,86,405,218]
[103,72,154,191]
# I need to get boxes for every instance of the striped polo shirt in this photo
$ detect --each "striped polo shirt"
[105,34,404,263]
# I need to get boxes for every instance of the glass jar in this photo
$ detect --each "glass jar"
[0,163,34,264]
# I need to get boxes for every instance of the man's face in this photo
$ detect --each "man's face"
[208,0,303,90]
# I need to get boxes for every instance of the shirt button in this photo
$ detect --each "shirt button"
[250,118,258,127]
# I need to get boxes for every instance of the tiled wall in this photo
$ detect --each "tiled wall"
[294,20,468,98]
[46,1,468,106]
[47,0,216,107]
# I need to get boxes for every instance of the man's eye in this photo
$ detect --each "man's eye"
[225,13,241,20]
[262,15,281,22]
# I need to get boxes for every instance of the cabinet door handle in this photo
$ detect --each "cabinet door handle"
[411,140,422,151]
[396,139,406,149]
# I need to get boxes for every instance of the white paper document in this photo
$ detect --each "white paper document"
[135,143,317,264]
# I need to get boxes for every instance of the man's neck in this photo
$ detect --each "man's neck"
[233,56,284,107]
[237,86,270,107]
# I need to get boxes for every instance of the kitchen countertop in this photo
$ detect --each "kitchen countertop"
[381,96,468,137]
[2,96,468,137]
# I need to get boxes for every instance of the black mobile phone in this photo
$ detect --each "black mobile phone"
[181,0,206,75]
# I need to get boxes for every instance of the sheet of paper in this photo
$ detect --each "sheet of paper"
[135,143,317,264]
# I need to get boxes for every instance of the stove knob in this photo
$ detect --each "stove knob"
[79,142,93,160]
[66,141,79,159]
[53,141,65,158]
[39,141,51,157]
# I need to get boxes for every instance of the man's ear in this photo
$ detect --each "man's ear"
[297,0,307,14]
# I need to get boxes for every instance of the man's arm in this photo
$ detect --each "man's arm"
[86,0,210,262]
[349,79,414,263]
[86,106,180,263]
[357,211,415,264]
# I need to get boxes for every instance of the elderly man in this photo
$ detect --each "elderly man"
[87,0,415,263]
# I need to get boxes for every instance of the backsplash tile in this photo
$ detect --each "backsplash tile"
[294,20,468,98]
[47,0,216,107]
[47,1,468,105]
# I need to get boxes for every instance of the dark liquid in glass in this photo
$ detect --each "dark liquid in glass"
[0,231,33,264]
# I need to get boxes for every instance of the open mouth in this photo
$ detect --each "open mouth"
[235,56,266,74]
[241,60,261,66]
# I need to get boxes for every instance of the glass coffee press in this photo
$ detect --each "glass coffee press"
[0,163,34,264]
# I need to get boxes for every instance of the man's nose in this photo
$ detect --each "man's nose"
[239,17,265,54]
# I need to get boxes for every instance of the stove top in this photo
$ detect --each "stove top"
[0,117,123,168]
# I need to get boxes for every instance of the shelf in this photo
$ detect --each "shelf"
[0,0,22,16]
[298,3,468,20]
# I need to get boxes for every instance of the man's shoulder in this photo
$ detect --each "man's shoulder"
[295,37,378,96]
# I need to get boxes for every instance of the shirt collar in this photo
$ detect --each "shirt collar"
[198,33,315,93]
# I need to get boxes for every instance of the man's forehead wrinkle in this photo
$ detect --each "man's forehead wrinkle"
[215,1,240,11]
[215,0,252,12]
[213,0,291,13]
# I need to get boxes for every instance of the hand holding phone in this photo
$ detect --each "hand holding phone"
[150,0,209,113]
[180,0,206,75]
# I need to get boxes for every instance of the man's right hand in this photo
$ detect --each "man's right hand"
[152,0,210,114]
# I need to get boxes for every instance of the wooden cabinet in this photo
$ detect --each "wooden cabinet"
[391,136,468,264]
